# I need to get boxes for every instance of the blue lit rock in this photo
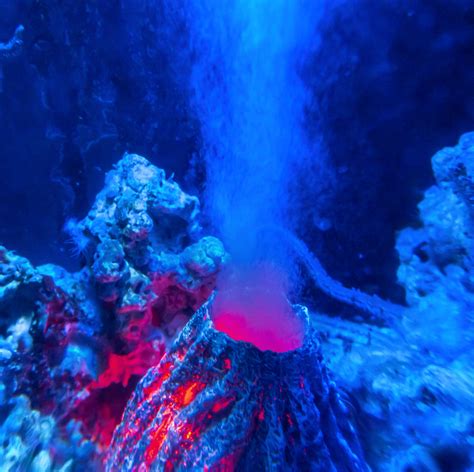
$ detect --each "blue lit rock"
[73,153,228,344]
[0,394,96,471]
[314,133,474,471]
[396,132,474,357]
[0,154,228,467]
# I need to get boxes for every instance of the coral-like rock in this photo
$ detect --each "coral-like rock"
[0,394,97,471]
[311,134,474,471]
[108,299,369,471]
[396,132,474,356]
[0,153,227,465]
[0,246,42,332]
[314,312,474,471]
[79,153,201,256]
[74,153,228,346]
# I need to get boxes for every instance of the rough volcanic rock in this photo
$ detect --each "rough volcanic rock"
[108,299,369,471]
[396,132,474,357]
[0,153,228,466]
[72,152,228,347]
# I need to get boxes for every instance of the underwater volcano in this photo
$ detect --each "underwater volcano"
[1,0,474,471]
[108,288,368,471]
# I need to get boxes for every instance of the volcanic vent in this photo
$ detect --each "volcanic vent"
[107,278,369,471]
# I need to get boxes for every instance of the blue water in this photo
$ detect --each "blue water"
[0,1,474,470]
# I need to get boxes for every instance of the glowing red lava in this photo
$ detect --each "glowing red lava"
[107,274,369,471]
[211,266,304,352]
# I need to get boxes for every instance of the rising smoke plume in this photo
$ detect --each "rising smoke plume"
[185,0,322,287]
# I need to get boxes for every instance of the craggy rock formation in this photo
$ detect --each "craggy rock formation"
[0,395,96,471]
[108,299,369,471]
[3,136,474,471]
[0,154,227,469]
[71,153,227,346]
[397,132,474,357]
[0,246,41,333]
[315,133,474,471]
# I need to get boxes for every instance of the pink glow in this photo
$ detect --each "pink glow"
[211,266,304,353]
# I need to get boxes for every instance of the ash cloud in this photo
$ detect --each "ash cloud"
[184,0,323,286]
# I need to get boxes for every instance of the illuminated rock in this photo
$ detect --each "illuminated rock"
[107,294,369,471]
[75,153,229,346]
[0,154,228,465]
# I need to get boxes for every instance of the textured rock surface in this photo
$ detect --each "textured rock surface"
[397,132,474,357]
[0,246,42,332]
[0,393,97,471]
[108,300,369,471]
[0,154,228,467]
[73,153,228,347]
[314,133,474,471]
[315,313,474,471]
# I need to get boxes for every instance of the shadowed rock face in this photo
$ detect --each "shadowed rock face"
[107,299,369,471]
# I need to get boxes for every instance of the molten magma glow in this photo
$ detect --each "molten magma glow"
[211,267,304,352]
[144,380,206,465]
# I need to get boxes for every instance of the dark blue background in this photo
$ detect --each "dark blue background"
[1,0,473,303]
